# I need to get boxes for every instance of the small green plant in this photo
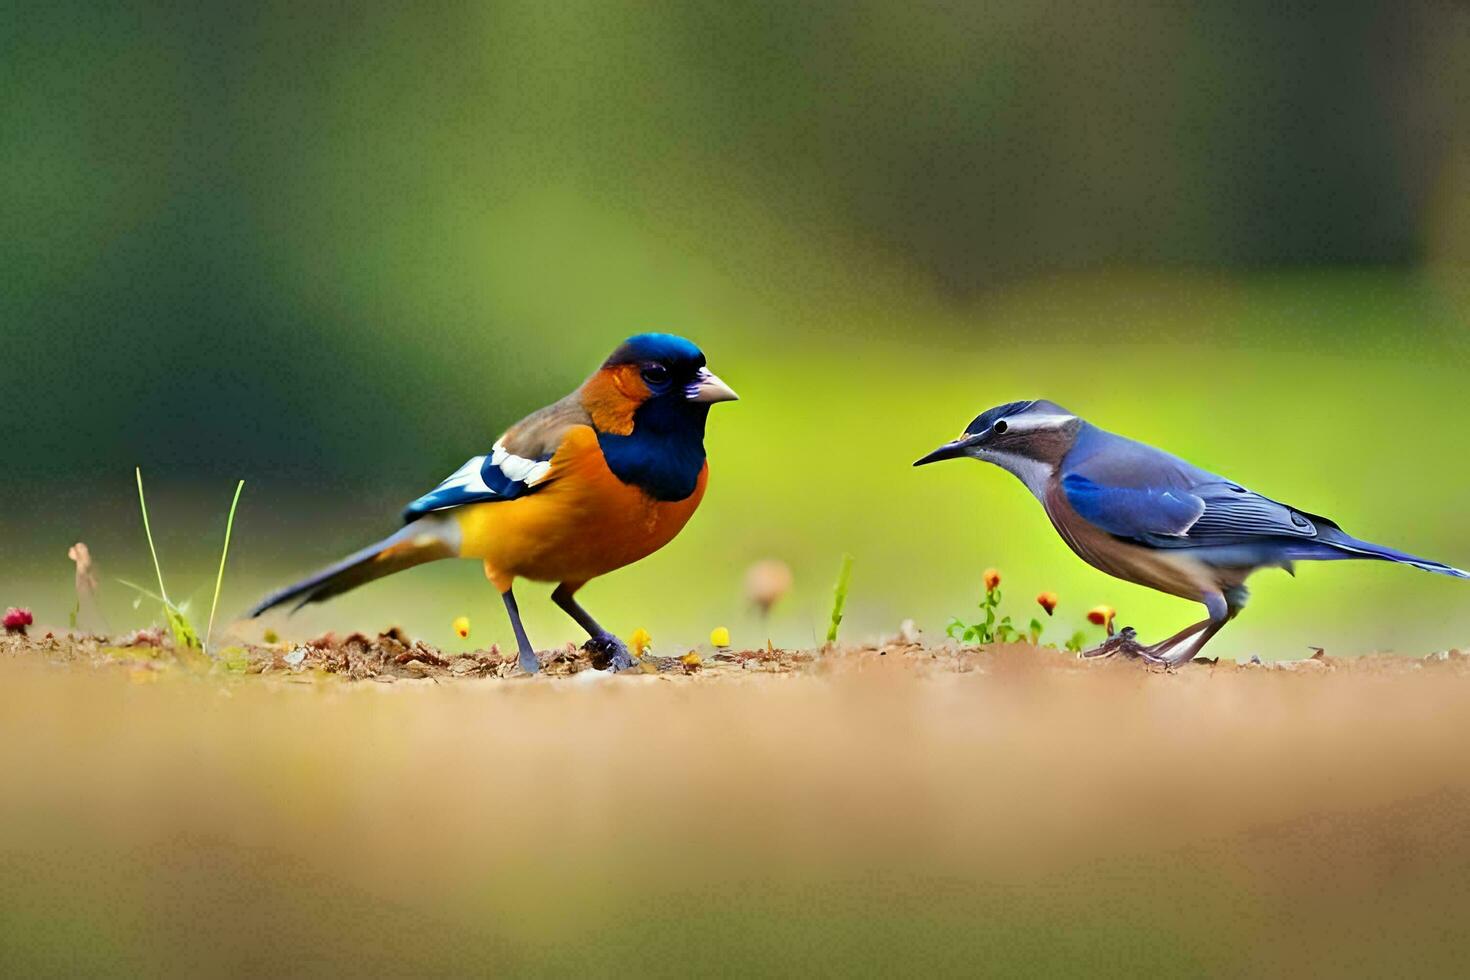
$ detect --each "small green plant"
[947,569,1115,653]
[947,568,1008,644]
[119,468,244,657]
[825,553,854,645]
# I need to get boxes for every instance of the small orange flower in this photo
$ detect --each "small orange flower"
[983,568,1001,591]
[1036,592,1058,616]
[629,628,653,657]
[1087,605,1116,636]
[452,616,471,639]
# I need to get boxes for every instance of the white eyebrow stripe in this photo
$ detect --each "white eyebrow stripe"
[1004,414,1077,433]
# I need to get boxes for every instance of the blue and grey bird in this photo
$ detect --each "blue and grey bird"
[915,400,1468,664]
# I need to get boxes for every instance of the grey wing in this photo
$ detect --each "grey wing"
[1165,482,1328,547]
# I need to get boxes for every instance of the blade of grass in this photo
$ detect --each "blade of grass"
[131,469,201,651]
[205,480,245,657]
[116,578,169,606]
[135,467,170,607]
[826,553,854,646]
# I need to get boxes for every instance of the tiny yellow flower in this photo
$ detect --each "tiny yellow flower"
[452,616,471,639]
[680,651,702,667]
[709,626,731,648]
[263,628,279,644]
[1087,605,1116,636]
[1036,592,1058,616]
[983,568,1001,591]
[629,627,653,657]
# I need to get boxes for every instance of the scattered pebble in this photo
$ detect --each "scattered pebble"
[122,627,165,647]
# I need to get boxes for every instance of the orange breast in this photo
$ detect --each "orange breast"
[452,425,708,592]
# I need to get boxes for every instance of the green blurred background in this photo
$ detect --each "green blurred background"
[4,0,1470,657]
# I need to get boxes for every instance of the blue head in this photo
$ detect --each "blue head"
[588,333,738,500]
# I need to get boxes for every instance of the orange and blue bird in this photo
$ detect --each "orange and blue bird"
[249,334,738,673]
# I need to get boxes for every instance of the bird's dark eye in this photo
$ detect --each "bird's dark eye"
[640,363,670,387]
[993,420,1009,435]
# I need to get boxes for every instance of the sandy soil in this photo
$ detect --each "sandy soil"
[4,629,1470,975]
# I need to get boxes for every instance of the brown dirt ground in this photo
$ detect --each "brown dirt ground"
[5,625,1470,974]
[3,627,1467,682]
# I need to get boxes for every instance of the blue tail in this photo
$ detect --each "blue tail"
[1288,529,1470,579]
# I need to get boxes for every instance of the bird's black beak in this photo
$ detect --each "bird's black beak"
[913,435,976,467]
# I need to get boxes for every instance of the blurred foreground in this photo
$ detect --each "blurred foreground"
[3,638,1469,975]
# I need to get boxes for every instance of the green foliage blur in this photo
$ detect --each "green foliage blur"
[4,1,1470,657]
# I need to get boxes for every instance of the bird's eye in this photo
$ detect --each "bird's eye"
[992,420,1009,435]
[640,363,670,387]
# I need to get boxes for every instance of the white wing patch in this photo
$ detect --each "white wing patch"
[434,455,493,495]
[427,442,553,498]
[491,439,553,486]
[405,439,556,519]
[404,438,556,520]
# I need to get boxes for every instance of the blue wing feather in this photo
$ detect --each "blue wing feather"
[1059,422,1468,576]
[401,446,553,523]
[1061,473,1205,540]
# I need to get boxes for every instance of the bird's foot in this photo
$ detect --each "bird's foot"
[517,648,541,675]
[584,633,635,673]
[1080,626,1146,660]
[1082,627,1187,669]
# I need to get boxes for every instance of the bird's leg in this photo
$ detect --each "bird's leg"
[1157,619,1228,667]
[500,589,541,675]
[551,583,635,672]
[1146,591,1235,666]
[1139,618,1213,660]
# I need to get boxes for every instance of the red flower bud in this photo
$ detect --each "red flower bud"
[4,607,34,635]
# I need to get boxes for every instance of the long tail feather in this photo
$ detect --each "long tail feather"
[1292,529,1470,579]
[249,516,460,617]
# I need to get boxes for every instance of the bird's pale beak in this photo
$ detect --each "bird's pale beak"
[913,435,977,466]
[686,367,739,404]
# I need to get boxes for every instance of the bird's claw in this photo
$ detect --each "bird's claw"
[1082,627,1196,670]
[1080,626,1142,660]
[584,633,636,673]
[517,649,541,675]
